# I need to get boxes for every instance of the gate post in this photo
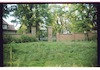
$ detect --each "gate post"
[48,26,52,42]
[56,32,59,41]
[31,26,36,36]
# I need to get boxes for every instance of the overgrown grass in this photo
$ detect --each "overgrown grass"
[3,41,97,67]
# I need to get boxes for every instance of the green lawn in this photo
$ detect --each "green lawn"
[3,41,97,67]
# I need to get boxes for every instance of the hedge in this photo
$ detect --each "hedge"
[3,34,38,44]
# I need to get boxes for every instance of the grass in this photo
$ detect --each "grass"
[3,40,97,67]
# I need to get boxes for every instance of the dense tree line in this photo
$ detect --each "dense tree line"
[3,4,97,39]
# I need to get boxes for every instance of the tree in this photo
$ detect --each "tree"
[11,4,50,40]
[4,4,97,40]
[17,24,27,34]
[66,4,97,40]
[48,4,71,35]
[67,4,97,33]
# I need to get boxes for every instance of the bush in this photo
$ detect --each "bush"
[30,36,38,42]
[90,34,97,41]
[3,34,38,44]
[3,35,15,44]
[20,35,38,43]
[19,35,38,43]
[13,37,22,43]
[20,35,29,42]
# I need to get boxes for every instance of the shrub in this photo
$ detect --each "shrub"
[20,35,29,42]
[3,34,38,44]
[20,35,38,43]
[13,37,22,43]
[30,36,38,42]
[3,35,15,44]
[90,34,97,41]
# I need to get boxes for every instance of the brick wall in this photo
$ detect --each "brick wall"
[3,33,34,38]
[48,26,52,41]
[59,34,74,41]
[56,32,97,41]
[4,31,97,41]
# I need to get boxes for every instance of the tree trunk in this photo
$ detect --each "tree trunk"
[35,5,40,40]
[27,25,32,33]
[36,22,41,40]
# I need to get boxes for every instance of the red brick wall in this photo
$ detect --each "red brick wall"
[48,26,52,41]
[57,32,97,41]
[3,33,34,38]
[74,33,86,40]
[59,34,74,41]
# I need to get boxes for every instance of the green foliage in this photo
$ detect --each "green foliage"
[17,24,27,34]
[4,41,97,67]
[11,4,49,33]
[3,35,38,44]
[20,35,38,43]
[48,4,97,34]
[13,37,22,43]
[4,4,97,35]
[3,35,15,44]
[89,34,97,41]
[67,4,97,33]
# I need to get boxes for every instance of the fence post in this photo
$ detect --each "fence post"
[48,26,52,42]
[10,45,12,66]
[73,33,75,41]
[56,32,59,41]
